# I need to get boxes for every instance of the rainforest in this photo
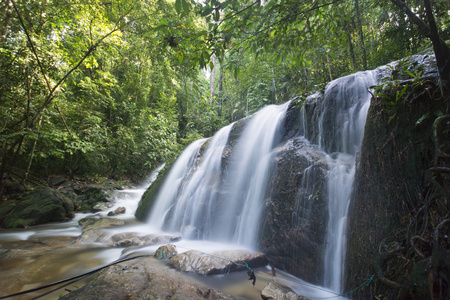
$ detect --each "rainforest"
[0,0,449,300]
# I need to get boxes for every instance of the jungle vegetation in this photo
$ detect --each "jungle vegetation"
[0,0,448,191]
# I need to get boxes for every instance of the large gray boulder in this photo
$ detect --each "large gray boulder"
[168,249,268,275]
[60,257,237,300]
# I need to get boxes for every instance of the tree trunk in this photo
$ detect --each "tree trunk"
[390,0,450,97]
[210,53,216,105]
[423,0,450,97]
[218,60,223,117]
[271,68,278,103]
[354,0,367,70]
[0,0,12,43]
[343,19,357,71]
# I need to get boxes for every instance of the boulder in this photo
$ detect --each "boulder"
[168,249,268,275]
[78,216,124,231]
[107,232,181,248]
[49,176,66,186]
[154,244,178,260]
[76,185,113,212]
[59,257,237,300]
[0,187,74,228]
[75,216,125,244]
[261,282,311,300]
[107,206,126,216]
[76,228,111,244]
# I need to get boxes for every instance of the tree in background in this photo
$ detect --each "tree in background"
[0,0,211,195]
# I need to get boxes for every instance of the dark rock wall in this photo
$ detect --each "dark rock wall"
[345,73,449,299]
[261,137,328,284]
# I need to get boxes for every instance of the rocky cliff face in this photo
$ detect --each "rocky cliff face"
[345,56,449,299]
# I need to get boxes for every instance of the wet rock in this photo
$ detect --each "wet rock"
[168,250,268,275]
[261,137,328,284]
[154,244,178,259]
[107,206,126,216]
[59,257,237,300]
[108,232,181,248]
[0,187,74,228]
[76,185,112,213]
[75,228,110,244]
[140,233,181,245]
[261,282,311,300]
[92,201,114,212]
[78,216,124,231]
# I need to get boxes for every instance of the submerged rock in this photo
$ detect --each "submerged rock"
[168,250,268,275]
[261,282,311,300]
[76,216,125,244]
[78,216,125,231]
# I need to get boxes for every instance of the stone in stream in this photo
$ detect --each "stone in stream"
[107,206,126,216]
[167,249,268,275]
[0,187,75,228]
[154,244,178,259]
[78,216,125,231]
[108,233,181,248]
[261,282,311,300]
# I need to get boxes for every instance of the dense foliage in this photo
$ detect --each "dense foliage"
[0,0,448,188]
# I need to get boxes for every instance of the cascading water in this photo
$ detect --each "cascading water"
[143,68,380,298]
[318,71,378,293]
[148,102,290,248]
[148,138,207,229]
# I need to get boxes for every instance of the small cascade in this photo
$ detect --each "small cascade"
[147,138,207,229]
[319,71,378,292]
[218,102,290,247]
[157,124,233,238]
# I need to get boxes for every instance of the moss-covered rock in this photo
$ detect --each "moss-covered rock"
[0,187,74,228]
[135,160,174,221]
[345,57,449,299]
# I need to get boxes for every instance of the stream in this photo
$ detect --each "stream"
[0,183,342,300]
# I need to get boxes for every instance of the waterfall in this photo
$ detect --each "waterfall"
[142,68,380,296]
[147,138,207,229]
[147,102,289,247]
[319,71,378,292]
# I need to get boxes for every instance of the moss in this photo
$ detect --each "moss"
[135,160,175,221]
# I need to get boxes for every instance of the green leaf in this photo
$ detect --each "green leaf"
[415,112,430,126]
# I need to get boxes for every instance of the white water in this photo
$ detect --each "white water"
[147,139,207,229]
[319,71,378,293]
[148,102,290,248]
